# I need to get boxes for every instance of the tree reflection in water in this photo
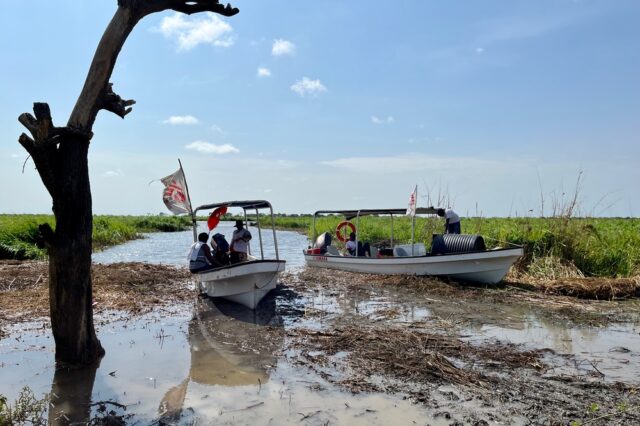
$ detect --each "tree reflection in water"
[48,360,100,424]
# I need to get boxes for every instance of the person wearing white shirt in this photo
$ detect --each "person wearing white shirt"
[437,208,461,234]
[345,232,371,256]
[230,220,252,263]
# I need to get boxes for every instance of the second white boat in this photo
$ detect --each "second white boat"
[304,208,523,284]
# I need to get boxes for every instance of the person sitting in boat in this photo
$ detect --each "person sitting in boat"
[188,233,218,273]
[437,208,461,234]
[230,220,252,264]
[345,232,371,257]
[211,232,230,265]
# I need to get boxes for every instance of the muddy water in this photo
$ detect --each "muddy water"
[0,298,443,425]
[2,226,639,424]
[92,221,309,269]
[298,280,640,384]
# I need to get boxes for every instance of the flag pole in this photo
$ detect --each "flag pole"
[178,158,197,242]
[411,185,417,256]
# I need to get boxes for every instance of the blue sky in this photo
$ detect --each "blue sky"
[1,0,638,216]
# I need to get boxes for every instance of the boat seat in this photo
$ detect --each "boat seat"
[393,243,426,257]
[393,247,409,257]
[325,245,340,256]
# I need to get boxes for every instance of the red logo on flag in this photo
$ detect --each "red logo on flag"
[164,181,187,203]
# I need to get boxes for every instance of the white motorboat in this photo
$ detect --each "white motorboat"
[303,208,523,284]
[191,200,285,309]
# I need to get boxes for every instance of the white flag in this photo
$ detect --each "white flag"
[406,185,417,216]
[160,168,192,215]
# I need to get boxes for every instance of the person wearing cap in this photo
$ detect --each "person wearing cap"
[230,220,252,263]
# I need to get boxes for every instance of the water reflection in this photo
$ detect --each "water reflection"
[48,361,100,425]
[158,296,284,422]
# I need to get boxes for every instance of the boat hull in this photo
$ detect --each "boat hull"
[304,248,523,284]
[197,260,286,309]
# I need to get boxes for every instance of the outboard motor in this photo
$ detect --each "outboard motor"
[314,232,332,254]
[431,234,486,255]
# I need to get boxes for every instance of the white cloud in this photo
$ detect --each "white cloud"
[163,115,199,125]
[103,169,124,178]
[272,39,296,56]
[371,115,394,124]
[475,47,485,54]
[290,77,327,97]
[159,13,234,51]
[257,67,272,78]
[320,154,520,174]
[185,141,239,155]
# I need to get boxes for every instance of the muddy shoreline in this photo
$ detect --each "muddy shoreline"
[1,260,639,424]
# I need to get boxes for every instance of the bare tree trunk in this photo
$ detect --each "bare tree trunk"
[48,135,103,363]
[18,0,238,365]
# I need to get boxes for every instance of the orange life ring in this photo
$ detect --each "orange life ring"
[336,221,356,242]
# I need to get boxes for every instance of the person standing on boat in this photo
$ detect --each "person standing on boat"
[230,220,252,263]
[437,208,461,234]
[188,233,218,273]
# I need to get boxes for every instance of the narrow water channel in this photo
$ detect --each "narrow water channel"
[1,223,639,424]
[92,221,308,269]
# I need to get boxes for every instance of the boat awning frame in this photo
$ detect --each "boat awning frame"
[313,207,440,220]
[192,200,273,215]
[190,200,279,261]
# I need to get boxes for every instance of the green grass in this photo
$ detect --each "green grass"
[0,214,191,260]
[3,213,638,278]
[268,214,640,278]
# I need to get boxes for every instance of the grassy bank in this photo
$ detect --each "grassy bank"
[0,215,191,260]
[267,215,639,278]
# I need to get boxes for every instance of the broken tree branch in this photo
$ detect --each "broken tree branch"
[38,223,56,247]
[100,83,136,118]
[68,1,237,132]
[167,0,239,16]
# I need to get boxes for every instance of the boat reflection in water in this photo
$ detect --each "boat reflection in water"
[158,295,283,422]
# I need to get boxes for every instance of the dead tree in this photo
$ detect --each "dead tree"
[18,0,239,364]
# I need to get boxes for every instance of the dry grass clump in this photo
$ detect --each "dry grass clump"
[0,260,50,326]
[294,268,469,297]
[507,261,640,300]
[289,325,548,391]
[534,276,640,300]
[299,263,640,302]
[92,262,193,313]
[525,256,585,280]
[0,261,193,330]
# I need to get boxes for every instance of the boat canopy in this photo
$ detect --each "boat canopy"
[190,199,279,260]
[313,207,440,220]
[193,200,273,215]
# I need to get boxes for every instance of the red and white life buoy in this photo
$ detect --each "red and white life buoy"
[335,221,356,242]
